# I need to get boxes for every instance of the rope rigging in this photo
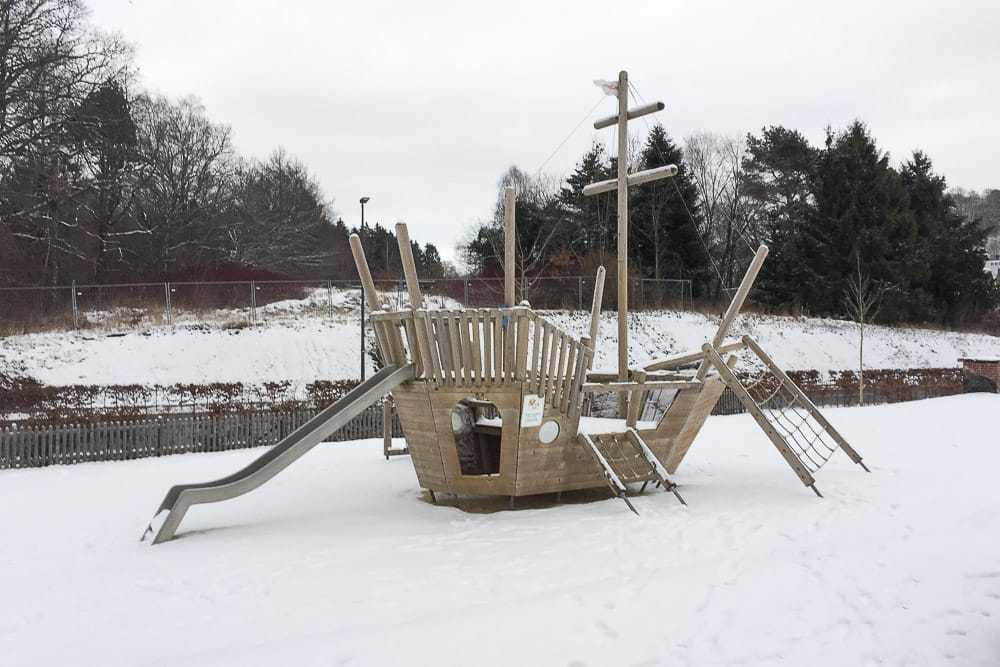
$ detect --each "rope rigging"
[626,79,760,293]
[535,94,608,176]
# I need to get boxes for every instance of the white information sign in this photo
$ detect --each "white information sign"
[520,393,544,428]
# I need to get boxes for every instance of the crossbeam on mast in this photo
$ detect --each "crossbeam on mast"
[582,164,678,197]
[593,101,665,130]
[583,70,667,396]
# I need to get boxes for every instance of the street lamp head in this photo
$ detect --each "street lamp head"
[360,196,370,204]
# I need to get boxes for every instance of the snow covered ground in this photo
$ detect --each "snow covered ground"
[3,395,999,665]
[3,303,999,387]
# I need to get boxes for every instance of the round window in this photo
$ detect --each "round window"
[538,420,560,444]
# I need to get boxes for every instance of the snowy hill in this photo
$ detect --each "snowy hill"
[2,291,998,388]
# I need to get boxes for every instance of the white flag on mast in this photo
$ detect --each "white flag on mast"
[593,79,618,96]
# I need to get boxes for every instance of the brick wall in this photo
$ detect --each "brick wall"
[960,358,1000,392]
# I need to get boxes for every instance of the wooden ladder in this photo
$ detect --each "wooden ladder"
[578,429,686,515]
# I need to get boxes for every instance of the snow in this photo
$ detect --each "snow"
[3,395,999,665]
[547,309,1000,375]
[4,304,999,388]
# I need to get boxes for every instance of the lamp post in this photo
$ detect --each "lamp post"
[359,196,370,381]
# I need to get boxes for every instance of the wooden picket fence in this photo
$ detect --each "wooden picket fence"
[0,402,402,470]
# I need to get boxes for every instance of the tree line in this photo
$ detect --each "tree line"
[462,121,998,324]
[0,0,445,288]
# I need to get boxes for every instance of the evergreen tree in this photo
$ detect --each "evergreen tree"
[803,122,924,321]
[557,142,612,266]
[631,124,709,293]
[420,243,444,278]
[900,152,998,322]
[742,126,817,309]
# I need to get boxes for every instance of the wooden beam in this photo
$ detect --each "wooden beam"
[593,101,665,129]
[589,265,606,345]
[695,244,768,380]
[581,380,702,394]
[644,339,746,372]
[394,222,423,309]
[582,165,678,197]
[349,233,381,311]
[587,370,695,382]
[504,186,516,307]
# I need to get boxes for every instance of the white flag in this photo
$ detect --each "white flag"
[593,79,618,96]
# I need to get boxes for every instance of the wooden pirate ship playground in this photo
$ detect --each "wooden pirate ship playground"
[143,71,868,544]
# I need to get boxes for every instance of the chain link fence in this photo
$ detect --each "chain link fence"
[0,276,692,334]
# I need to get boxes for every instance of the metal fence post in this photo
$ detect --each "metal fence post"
[249,280,257,326]
[578,277,583,311]
[70,281,79,330]
[164,282,172,325]
[327,280,335,319]
[463,278,469,307]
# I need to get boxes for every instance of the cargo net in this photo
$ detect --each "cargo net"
[744,372,839,473]
[595,435,656,484]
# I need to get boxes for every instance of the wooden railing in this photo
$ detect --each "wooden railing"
[370,307,593,414]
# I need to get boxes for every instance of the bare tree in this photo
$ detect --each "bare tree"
[0,0,129,285]
[842,255,885,405]
[684,132,728,244]
[0,0,128,168]
[130,94,233,276]
[684,133,760,293]
[227,149,332,275]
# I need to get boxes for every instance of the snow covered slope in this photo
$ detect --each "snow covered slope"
[2,305,998,387]
[2,395,998,665]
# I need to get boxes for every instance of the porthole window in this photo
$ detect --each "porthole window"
[538,420,560,444]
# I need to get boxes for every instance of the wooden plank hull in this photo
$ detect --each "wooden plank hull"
[392,377,725,497]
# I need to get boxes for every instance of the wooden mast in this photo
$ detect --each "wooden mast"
[583,71,671,393]
[615,70,629,385]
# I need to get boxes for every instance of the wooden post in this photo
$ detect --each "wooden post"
[504,186,516,307]
[383,399,392,460]
[589,266,606,345]
[394,222,424,309]
[616,69,629,386]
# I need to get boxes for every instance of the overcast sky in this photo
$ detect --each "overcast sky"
[88,0,999,264]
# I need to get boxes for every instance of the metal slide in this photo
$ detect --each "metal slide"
[142,364,415,545]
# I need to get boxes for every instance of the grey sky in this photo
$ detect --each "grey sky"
[88,0,999,264]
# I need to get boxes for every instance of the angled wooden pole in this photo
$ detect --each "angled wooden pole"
[504,186,516,307]
[350,233,381,311]
[695,244,768,380]
[702,343,817,490]
[589,265,606,345]
[616,69,629,385]
[394,222,424,309]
